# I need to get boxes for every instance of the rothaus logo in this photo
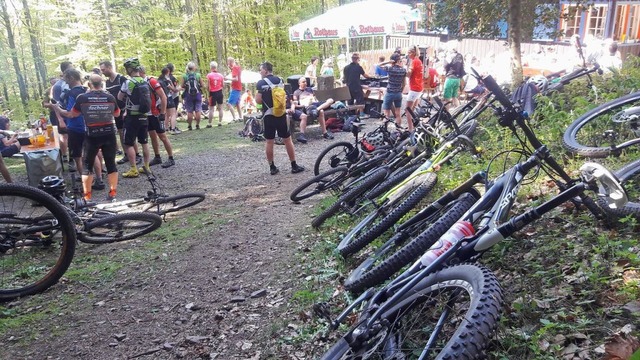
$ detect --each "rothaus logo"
[358,25,385,34]
[313,28,339,37]
[290,30,300,39]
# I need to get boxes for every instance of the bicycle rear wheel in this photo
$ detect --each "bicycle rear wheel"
[79,212,162,244]
[563,91,640,158]
[338,173,437,258]
[290,167,348,202]
[321,264,503,360]
[152,193,205,215]
[0,184,76,301]
[314,141,356,175]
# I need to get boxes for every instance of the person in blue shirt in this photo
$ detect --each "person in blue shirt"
[60,68,91,175]
[375,56,388,77]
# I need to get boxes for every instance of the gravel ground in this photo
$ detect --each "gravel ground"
[0,119,358,359]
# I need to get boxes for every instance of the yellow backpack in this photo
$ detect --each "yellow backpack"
[264,77,286,117]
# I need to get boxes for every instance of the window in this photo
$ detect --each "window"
[584,5,608,38]
[613,4,640,42]
[628,5,640,41]
[560,5,582,39]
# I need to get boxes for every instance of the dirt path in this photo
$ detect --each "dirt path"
[1,125,347,359]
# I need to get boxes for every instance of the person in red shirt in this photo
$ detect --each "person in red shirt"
[405,45,424,128]
[206,61,226,127]
[226,57,243,122]
[140,67,175,169]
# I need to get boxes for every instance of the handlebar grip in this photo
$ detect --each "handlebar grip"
[481,75,512,110]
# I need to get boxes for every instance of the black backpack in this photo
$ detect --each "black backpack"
[186,73,200,95]
[129,78,152,115]
[153,77,175,109]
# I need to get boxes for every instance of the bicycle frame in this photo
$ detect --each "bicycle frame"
[379,135,476,206]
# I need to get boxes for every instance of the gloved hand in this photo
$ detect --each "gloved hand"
[159,113,165,122]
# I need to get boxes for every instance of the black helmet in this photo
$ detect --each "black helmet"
[123,57,141,70]
[39,175,66,195]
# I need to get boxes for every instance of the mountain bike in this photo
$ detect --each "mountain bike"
[313,111,401,176]
[40,174,163,244]
[318,73,627,358]
[292,113,415,204]
[61,169,205,217]
[0,183,77,301]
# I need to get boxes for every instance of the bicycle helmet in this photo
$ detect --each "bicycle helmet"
[39,175,66,196]
[123,57,141,70]
[411,126,434,153]
[364,131,385,147]
[528,75,548,93]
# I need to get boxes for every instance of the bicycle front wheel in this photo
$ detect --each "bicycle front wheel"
[290,167,348,202]
[0,184,77,301]
[321,264,503,360]
[79,212,162,244]
[152,193,205,215]
[563,91,640,158]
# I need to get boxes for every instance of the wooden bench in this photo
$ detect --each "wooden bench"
[314,86,361,118]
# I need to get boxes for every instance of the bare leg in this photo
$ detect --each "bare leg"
[265,139,274,163]
[187,112,193,128]
[318,111,328,134]
[81,174,93,200]
[235,104,243,120]
[107,171,118,193]
[217,105,224,124]
[0,156,12,182]
[227,103,237,120]
[159,133,173,157]
[208,104,214,125]
[195,111,201,127]
[283,136,296,162]
[149,131,160,157]
[141,143,150,168]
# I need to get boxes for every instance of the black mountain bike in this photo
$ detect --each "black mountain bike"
[318,73,627,358]
[40,175,163,244]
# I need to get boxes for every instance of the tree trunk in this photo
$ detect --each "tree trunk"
[213,1,223,67]
[184,0,199,66]
[1,0,29,106]
[508,0,523,87]
[21,0,46,97]
[102,0,117,67]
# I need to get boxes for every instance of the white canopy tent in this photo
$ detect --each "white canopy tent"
[288,0,412,53]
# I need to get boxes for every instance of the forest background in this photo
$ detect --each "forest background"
[0,0,348,122]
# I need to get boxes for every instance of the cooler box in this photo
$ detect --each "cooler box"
[24,148,63,187]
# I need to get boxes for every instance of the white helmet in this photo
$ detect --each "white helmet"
[365,131,385,147]
[528,75,548,93]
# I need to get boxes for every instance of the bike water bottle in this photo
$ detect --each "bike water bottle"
[420,221,475,267]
